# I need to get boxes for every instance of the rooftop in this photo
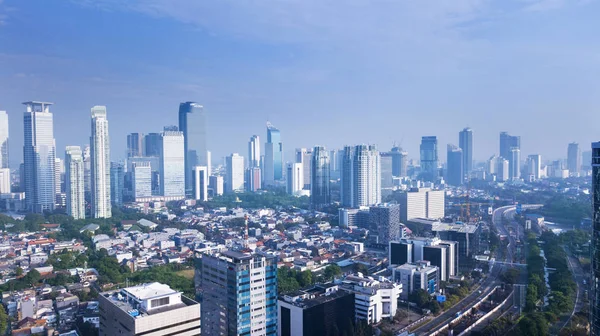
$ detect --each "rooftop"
[122,282,177,301]
[280,285,352,309]
[431,222,479,234]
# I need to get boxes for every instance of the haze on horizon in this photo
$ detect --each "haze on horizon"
[0,0,598,167]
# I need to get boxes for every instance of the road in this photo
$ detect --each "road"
[492,204,543,263]
[411,264,505,336]
[556,247,586,333]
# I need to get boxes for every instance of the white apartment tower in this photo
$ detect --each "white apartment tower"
[159,131,185,198]
[90,106,112,218]
[286,162,304,195]
[225,153,245,193]
[0,111,8,169]
[193,166,209,201]
[65,146,86,220]
[23,101,56,213]
[248,135,261,168]
[132,162,152,199]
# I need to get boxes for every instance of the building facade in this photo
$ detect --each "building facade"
[159,131,185,198]
[0,110,8,169]
[132,162,152,200]
[110,162,124,206]
[399,188,445,222]
[390,146,408,177]
[567,142,581,176]
[248,135,261,168]
[340,145,381,208]
[200,250,278,336]
[23,101,56,213]
[245,167,261,192]
[65,146,86,220]
[591,141,600,335]
[126,133,144,158]
[286,162,303,196]
[420,136,438,182]
[459,127,473,177]
[264,122,283,186]
[310,146,330,209]
[192,166,209,201]
[90,106,112,218]
[226,153,245,193]
[179,102,207,196]
[370,204,401,245]
[499,132,520,160]
[446,144,463,186]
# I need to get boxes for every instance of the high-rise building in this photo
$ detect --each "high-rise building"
[497,157,509,182]
[458,127,473,177]
[509,147,521,180]
[225,153,244,193]
[0,168,10,193]
[206,150,212,177]
[278,285,355,336]
[126,133,144,158]
[132,162,152,200]
[192,166,209,201]
[392,261,439,299]
[583,150,593,171]
[98,282,201,336]
[248,135,261,168]
[391,146,408,177]
[83,145,91,197]
[329,149,340,179]
[209,175,224,196]
[0,111,8,169]
[23,101,56,213]
[179,102,207,196]
[159,131,185,198]
[143,133,161,157]
[370,204,401,245]
[65,146,86,220]
[499,132,520,159]
[380,152,394,197]
[341,273,402,325]
[340,145,381,207]
[310,146,330,209]
[264,122,283,186]
[399,188,445,222]
[55,157,64,195]
[567,142,581,176]
[486,155,498,176]
[90,106,112,218]
[446,144,463,186]
[286,162,303,195]
[420,136,438,182]
[591,141,600,334]
[527,154,542,180]
[296,148,313,190]
[200,250,278,336]
[110,162,124,206]
[245,167,261,192]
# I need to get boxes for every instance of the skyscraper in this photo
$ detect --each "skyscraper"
[65,146,85,220]
[200,250,277,336]
[83,145,91,197]
[287,163,304,196]
[0,110,9,169]
[420,136,438,182]
[380,152,394,199]
[23,101,56,213]
[110,162,124,206]
[592,141,600,334]
[90,106,112,218]
[390,146,408,177]
[509,148,521,180]
[497,157,509,182]
[296,148,313,190]
[245,167,261,192]
[226,153,245,193]
[329,149,340,179]
[143,133,161,156]
[159,131,185,198]
[446,145,463,186]
[486,155,498,176]
[264,122,283,186]
[193,166,209,201]
[132,161,152,199]
[311,146,330,209]
[179,102,207,196]
[459,127,473,177]
[370,204,401,245]
[248,135,261,168]
[527,154,541,180]
[126,133,144,158]
[567,142,581,176]
[341,145,381,208]
[499,132,520,159]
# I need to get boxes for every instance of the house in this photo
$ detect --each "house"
[137,219,159,230]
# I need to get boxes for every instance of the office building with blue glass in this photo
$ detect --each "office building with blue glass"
[200,250,277,336]
[264,122,283,186]
[178,102,207,196]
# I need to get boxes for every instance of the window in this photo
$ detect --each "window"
[150,296,170,308]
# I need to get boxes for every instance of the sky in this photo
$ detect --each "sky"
[0,0,599,168]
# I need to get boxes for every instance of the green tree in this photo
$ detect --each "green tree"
[297,270,313,287]
[409,289,430,308]
[323,264,342,281]
[15,267,23,276]
[352,263,369,276]
[0,304,7,335]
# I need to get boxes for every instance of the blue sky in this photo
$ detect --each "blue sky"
[0,0,599,167]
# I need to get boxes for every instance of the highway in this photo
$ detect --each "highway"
[556,247,586,333]
[492,204,543,263]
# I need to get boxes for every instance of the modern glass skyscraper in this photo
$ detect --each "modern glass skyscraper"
[509,148,521,180]
[90,106,112,218]
[65,146,85,220]
[178,102,207,196]
[144,132,161,157]
[499,131,520,159]
[390,146,408,177]
[127,132,144,158]
[458,127,473,177]
[264,122,283,186]
[380,151,394,197]
[420,136,438,182]
[200,250,278,336]
[567,142,581,176]
[0,111,9,169]
[23,101,56,213]
[159,131,185,198]
[110,162,124,206]
[592,141,600,335]
[310,146,330,209]
[248,135,261,168]
[446,144,463,186]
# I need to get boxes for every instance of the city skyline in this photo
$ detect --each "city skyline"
[1,0,599,165]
